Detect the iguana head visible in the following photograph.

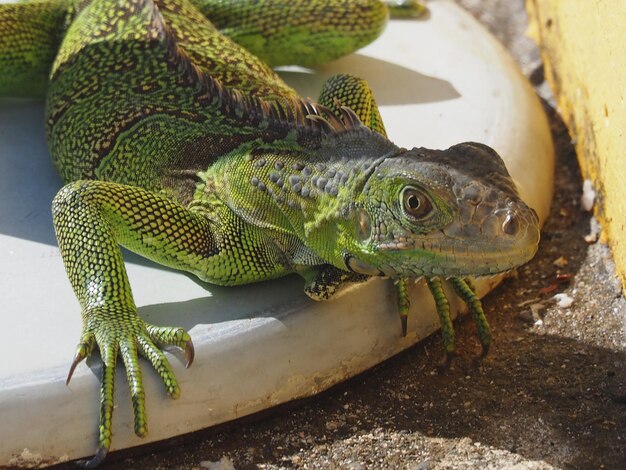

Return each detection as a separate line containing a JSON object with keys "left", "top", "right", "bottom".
{"left": 342, "top": 142, "right": 540, "bottom": 278}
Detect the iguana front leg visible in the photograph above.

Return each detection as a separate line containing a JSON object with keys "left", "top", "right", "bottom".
{"left": 53, "top": 179, "right": 291, "bottom": 466}
{"left": 53, "top": 181, "right": 208, "bottom": 466}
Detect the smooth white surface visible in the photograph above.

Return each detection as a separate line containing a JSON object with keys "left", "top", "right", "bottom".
{"left": 0, "top": 1, "right": 554, "bottom": 467}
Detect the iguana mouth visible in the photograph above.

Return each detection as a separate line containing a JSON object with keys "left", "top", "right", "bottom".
{"left": 371, "top": 207, "right": 540, "bottom": 278}
{"left": 436, "top": 242, "right": 539, "bottom": 276}
{"left": 379, "top": 237, "right": 539, "bottom": 278}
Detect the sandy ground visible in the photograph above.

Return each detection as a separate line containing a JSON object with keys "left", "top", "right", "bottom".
{"left": 49, "top": 1, "right": 625, "bottom": 469}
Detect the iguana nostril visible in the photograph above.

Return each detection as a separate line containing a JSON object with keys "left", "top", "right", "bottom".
{"left": 502, "top": 213, "right": 518, "bottom": 235}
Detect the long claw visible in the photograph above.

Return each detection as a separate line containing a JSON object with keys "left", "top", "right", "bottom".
{"left": 471, "top": 343, "right": 491, "bottom": 367}
{"left": 67, "top": 351, "right": 86, "bottom": 385}
{"left": 75, "top": 446, "right": 108, "bottom": 469}
{"left": 67, "top": 333, "right": 96, "bottom": 385}
{"left": 185, "top": 339, "right": 194, "bottom": 368}
{"left": 400, "top": 314, "right": 408, "bottom": 337}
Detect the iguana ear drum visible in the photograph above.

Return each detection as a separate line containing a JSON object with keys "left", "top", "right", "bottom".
{"left": 356, "top": 209, "right": 371, "bottom": 241}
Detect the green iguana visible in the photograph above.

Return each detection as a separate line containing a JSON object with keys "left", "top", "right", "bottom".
{"left": 0, "top": 0, "right": 540, "bottom": 466}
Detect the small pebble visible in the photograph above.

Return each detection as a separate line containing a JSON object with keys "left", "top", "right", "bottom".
{"left": 200, "top": 456, "right": 235, "bottom": 470}
{"left": 581, "top": 179, "right": 595, "bottom": 211}
{"left": 554, "top": 293, "right": 574, "bottom": 308}
{"left": 584, "top": 232, "right": 598, "bottom": 243}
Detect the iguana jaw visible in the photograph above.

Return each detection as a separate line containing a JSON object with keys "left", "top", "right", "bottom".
{"left": 367, "top": 232, "right": 540, "bottom": 278}
{"left": 347, "top": 226, "right": 540, "bottom": 279}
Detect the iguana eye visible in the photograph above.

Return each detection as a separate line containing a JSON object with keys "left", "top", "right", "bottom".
{"left": 401, "top": 187, "right": 433, "bottom": 220}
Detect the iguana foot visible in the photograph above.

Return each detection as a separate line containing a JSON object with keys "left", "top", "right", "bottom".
{"left": 423, "top": 276, "right": 492, "bottom": 364}
{"left": 450, "top": 277, "right": 492, "bottom": 356}
{"left": 66, "top": 306, "right": 192, "bottom": 463}
{"left": 301, "top": 265, "right": 370, "bottom": 301}
{"left": 67, "top": 331, "right": 96, "bottom": 385}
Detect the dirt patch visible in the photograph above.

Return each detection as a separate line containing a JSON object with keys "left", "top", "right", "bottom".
{"left": 50, "top": 1, "right": 625, "bottom": 469}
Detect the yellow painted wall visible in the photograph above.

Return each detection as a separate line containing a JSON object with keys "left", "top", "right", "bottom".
{"left": 526, "top": 0, "right": 626, "bottom": 288}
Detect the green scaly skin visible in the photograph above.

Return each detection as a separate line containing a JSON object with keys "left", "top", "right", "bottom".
{"left": 0, "top": 0, "right": 538, "bottom": 466}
